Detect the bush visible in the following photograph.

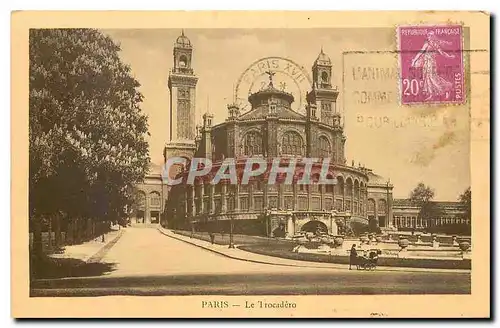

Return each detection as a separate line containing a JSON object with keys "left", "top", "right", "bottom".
{"left": 350, "top": 221, "right": 368, "bottom": 236}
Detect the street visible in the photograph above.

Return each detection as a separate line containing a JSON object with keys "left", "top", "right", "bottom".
{"left": 31, "top": 227, "right": 471, "bottom": 296}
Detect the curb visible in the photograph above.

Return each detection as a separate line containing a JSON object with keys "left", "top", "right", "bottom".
{"left": 86, "top": 229, "right": 124, "bottom": 263}
{"left": 157, "top": 227, "right": 471, "bottom": 274}
{"left": 155, "top": 227, "right": 334, "bottom": 270}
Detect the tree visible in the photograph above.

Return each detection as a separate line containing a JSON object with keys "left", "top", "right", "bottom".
{"left": 29, "top": 29, "right": 150, "bottom": 241}
{"left": 368, "top": 217, "right": 381, "bottom": 234}
{"left": 409, "top": 182, "right": 443, "bottom": 225}
{"left": 458, "top": 187, "right": 471, "bottom": 221}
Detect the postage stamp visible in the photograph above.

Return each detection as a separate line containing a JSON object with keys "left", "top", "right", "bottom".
{"left": 397, "top": 25, "right": 465, "bottom": 105}
{"left": 11, "top": 11, "right": 490, "bottom": 319}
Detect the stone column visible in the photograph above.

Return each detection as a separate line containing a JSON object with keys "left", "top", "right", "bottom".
{"left": 210, "top": 185, "right": 215, "bottom": 214}
{"left": 235, "top": 184, "right": 240, "bottom": 211}
{"left": 366, "top": 189, "right": 369, "bottom": 216}
{"left": 388, "top": 190, "right": 394, "bottom": 228}
{"left": 321, "top": 185, "right": 325, "bottom": 211}
{"left": 293, "top": 184, "right": 297, "bottom": 210}
{"left": 221, "top": 183, "right": 227, "bottom": 212}
{"left": 190, "top": 187, "right": 195, "bottom": 217}
{"left": 199, "top": 184, "right": 204, "bottom": 214}
{"left": 330, "top": 216, "right": 338, "bottom": 235}
{"left": 351, "top": 182, "right": 355, "bottom": 214}
{"left": 332, "top": 179, "right": 336, "bottom": 209}
{"left": 307, "top": 186, "right": 311, "bottom": 211}
{"left": 342, "top": 183, "right": 346, "bottom": 212}
{"left": 287, "top": 215, "right": 295, "bottom": 236}
{"left": 249, "top": 182, "right": 254, "bottom": 210}
{"left": 263, "top": 183, "right": 268, "bottom": 209}
{"left": 278, "top": 184, "right": 284, "bottom": 210}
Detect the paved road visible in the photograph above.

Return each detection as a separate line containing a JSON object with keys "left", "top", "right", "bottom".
{"left": 31, "top": 227, "right": 471, "bottom": 296}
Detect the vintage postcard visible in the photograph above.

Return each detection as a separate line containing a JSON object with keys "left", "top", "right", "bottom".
{"left": 11, "top": 11, "right": 490, "bottom": 318}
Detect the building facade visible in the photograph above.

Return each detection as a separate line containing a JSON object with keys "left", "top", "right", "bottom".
{"left": 132, "top": 31, "right": 469, "bottom": 235}
{"left": 392, "top": 199, "right": 469, "bottom": 234}
{"left": 131, "top": 163, "right": 168, "bottom": 225}
{"left": 163, "top": 31, "right": 395, "bottom": 237}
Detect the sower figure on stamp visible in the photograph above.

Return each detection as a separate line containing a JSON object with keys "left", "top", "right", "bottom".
{"left": 349, "top": 244, "right": 358, "bottom": 270}
{"left": 411, "top": 31, "right": 455, "bottom": 101}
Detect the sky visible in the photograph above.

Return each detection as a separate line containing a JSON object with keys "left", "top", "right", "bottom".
{"left": 101, "top": 28, "right": 471, "bottom": 200}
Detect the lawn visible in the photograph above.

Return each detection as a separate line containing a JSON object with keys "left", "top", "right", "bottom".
{"left": 172, "top": 229, "right": 294, "bottom": 247}
{"left": 238, "top": 243, "right": 471, "bottom": 270}
{"left": 173, "top": 230, "right": 471, "bottom": 270}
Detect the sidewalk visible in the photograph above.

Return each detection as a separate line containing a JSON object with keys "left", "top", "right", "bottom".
{"left": 157, "top": 227, "right": 470, "bottom": 274}
{"left": 50, "top": 227, "right": 124, "bottom": 263}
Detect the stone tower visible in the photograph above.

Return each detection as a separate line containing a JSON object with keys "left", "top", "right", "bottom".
{"left": 311, "top": 48, "right": 339, "bottom": 125}
{"left": 164, "top": 30, "right": 198, "bottom": 162}
{"left": 307, "top": 49, "right": 345, "bottom": 164}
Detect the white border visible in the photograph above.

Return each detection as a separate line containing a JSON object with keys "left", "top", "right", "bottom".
{"left": 3, "top": 1, "right": 496, "bottom": 327}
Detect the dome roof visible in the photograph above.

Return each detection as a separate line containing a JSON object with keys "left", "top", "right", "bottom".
{"left": 315, "top": 49, "right": 331, "bottom": 65}
{"left": 175, "top": 30, "right": 192, "bottom": 48}
{"left": 366, "top": 171, "right": 388, "bottom": 185}
{"left": 247, "top": 82, "right": 295, "bottom": 107}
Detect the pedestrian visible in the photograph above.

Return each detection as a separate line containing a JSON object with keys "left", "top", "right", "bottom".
{"left": 349, "top": 244, "right": 358, "bottom": 270}
{"left": 209, "top": 231, "right": 215, "bottom": 245}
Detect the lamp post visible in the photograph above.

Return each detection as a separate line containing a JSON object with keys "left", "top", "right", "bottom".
{"left": 345, "top": 211, "right": 352, "bottom": 236}
{"left": 228, "top": 190, "right": 235, "bottom": 249}
{"left": 189, "top": 214, "right": 194, "bottom": 238}
{"left": 265, "top": 208, "right": 270, "bottom": 237}
{"left": 330, "top": 209, "right": 337, "bottom": 235}
{"left": 386, "top": 179, "right": 390, "bottom": 229}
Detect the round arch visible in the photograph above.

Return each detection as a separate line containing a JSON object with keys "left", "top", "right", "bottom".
{"left": 336, "top": 175, "right": 345, "bottom": 195}
{"left": 241, "top": 130, "right": 263, "bottom": 156}
{"left": 354, "top": 179, "right": 360, "bottom": 199}
{"left": 345, "top": 177, "right": 354, "bottom": 195}
{"left": 378, "top": 199, "right": 387, "bottom": 213}
{"left": 301, "top": 220, "right": 328, "bottom": 233}
{"left": 136, "top": 190, "right": 147, "bottom": 209}
{"left": 317, "top": 135, "right": 331, "bottom": 158}
{"left": 239, "top": 127, "right": 263, "bottom": 143}
{"left": 149, "top": 191, "right": 161, "bottom": 207}
{"left": 367, "top": 198, "right": 376, "bottom": 212}
{"left": 281, "top": 130, "right": 304, "bottom": 156}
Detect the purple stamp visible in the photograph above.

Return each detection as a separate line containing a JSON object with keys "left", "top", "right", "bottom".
{"left": 398, "top": 25, "right": 465, "bottom": 105}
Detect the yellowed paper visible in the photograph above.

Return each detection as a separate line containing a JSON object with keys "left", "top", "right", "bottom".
{"left": 12, "top": 11, "right": 490, "bottom": 318}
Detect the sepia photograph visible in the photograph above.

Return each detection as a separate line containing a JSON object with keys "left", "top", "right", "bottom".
{"left": 11, "top": 11, "right": 490, "bottom": 318}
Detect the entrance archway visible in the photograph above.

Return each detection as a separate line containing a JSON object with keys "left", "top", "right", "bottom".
{"left": 301, "top": 220, "right": 328, "bottom": 234}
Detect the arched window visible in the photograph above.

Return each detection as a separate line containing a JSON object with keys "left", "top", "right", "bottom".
{"left": 243, "top": 131, "right": 263, "bottom": 156}
{"left": 137, "top": 192, "right": 146, "bottom": 211}
{"left": 336, "top": 176, "right": 344, "bottom": 195}
{"left": 346, "top": 178, "right": 353, "bottom": 196}
{"left": 203, "top": 183, "right": 210, "bottom": 195}
{"left": 325, "top": 176, "right": 334, "bottom": 193}
{"left": 179, "top": 55, "right": 187, "bottom": 68}
{"left": 150, "top": 192, "right": 161, "bottom": 207}
{"left": 367, "top": 199, "right": 376, "bottom": 212}
{"left": 354, "top": 180, "right": 360, "bottom": 199}
{"left": 321, "top": 71, "right": 329, "bottom": 82}
{"left": 282, "top": 131, "right": 304, "bottom": 156}
{"left": 378, "top": 199, "right": 387, "bottom": 213}
{"left": 318, "top": 136, "right": 331, "bottom": 158}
